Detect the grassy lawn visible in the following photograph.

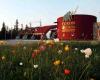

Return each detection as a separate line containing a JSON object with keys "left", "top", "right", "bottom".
{"left": 0, "top": 40, "right": 100, "bottom": 80}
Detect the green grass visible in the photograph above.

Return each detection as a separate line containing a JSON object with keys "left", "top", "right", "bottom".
{"left": 0, "top": 40, "right": 100, "bottom": 80}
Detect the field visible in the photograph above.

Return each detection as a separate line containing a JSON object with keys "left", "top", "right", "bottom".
{"left": 0, "top": 40, "right": 100, "bottom": 80}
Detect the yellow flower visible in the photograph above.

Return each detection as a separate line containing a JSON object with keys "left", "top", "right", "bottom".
{"left": 46, "top": 40, "right": 54, "bottom": 45}
{"left": 64, "top": 45, "right": 70, "bottom": 51}
{"left": 53, "top": 60, "right": 61, "bottom": 66}
{"left": 0, "top": 41, "right": 7, "bottom": 45}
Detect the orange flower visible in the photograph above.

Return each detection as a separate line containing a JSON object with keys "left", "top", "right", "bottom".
{"left": 34, "top": 49, "right": 40, "bottom": 54}
{"left": 64, "top": 69, "right": 71, "bottom": 75}
{"left": 53, "top": 60, "right": 61, "bottom": 66}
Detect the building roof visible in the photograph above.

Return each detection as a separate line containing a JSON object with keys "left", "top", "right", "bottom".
{"left": 19, "top": 25, "right": 57, "bottom": 35}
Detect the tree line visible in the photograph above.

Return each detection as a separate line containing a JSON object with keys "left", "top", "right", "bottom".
{"left": 0, "top": 19, "right": 23, "bottom": 40}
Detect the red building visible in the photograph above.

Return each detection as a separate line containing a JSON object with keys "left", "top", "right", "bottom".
{"left": 19, "top": 25, "right": 56, "bottom": 39}
{"left": 57, "top": 14, "right": 97, "bottom": 40}
{"left": 18, "top": 13, "right": 97, "bottom": 40}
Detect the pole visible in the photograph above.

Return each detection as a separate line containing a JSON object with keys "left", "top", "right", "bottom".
{"left": 5, "top": 26, "right": 6, "bottom": 40}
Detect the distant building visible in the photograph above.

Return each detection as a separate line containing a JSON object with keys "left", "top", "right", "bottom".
{"left": 97, "top": 22, "right": 100, "bottom": 40}
{"left": 57, "top": 14, "right": 97, "bottom": 40}
{"left": 17, "top": 12, "right": 98, "bottom": 40}
{"left": 18, "top": 25, "right": 57, "bottom": 40}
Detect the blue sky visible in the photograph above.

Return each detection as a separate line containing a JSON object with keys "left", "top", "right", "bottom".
{"left": 0, "top": 0, "right": 100, "bottom": 29}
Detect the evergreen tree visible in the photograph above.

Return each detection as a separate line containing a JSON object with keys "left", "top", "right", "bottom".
{"left": 13, "top": 19, "right": 19, "bottom": 39}
{"left": 14, "top": 19, "right": 19, "bottom": 31}
{"left": 0, "top": 22, "right": 7, "bottom": 39}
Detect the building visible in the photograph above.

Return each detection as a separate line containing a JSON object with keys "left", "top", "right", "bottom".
{"left": 57, "top": 14, "right": 97, "bottom": 40}
{"left": 17, "top": 12, "right": 97, "bottom": 40}
{"left": 97, "top": 22, "right": 100, "bottom": 40}
{"left": 18, "top": 25, "right": 57, "bottom": 39}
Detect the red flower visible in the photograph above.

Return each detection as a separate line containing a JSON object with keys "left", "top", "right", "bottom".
{"left": 34, "top": 49, "right": 40, "bottom": 54}
{"left": 32, "top": 53, "right": 36, "bottom": 58}
{"left": 32, "top": 49, "right": 40, "bottom": 58}
{"left": 64, "top": 69, "right": 71, "bottom": 75}
{"left": 39, "top": 45, "right": 46, "bottom": 51}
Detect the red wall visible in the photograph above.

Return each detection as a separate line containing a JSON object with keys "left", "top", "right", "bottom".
{"left": 57, "top": 15, "right": 97, "bottom": 40}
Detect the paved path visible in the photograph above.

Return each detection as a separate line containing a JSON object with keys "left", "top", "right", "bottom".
{"left": 0, "top": 40, "right": 40, "bottom": 45}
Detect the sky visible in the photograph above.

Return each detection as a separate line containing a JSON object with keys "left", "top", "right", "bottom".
{"left": 0, "top": 0, "right": 100, "bottom": 30}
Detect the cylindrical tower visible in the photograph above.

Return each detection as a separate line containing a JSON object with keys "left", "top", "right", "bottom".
{"left": 57, "top": 14, "right": 97, "bottom": 40}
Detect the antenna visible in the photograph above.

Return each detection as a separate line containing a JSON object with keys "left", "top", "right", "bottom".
{"left": 29, "top": 22, "right": 32, "bottom": 27}
{"left": 40, "top": 19, "right": 42, "bottom": 27}
{"left": 72, "top": 6, "right": 79, "bottom": 15}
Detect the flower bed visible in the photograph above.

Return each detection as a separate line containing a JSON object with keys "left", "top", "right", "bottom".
{"left": 0, "top": 40, "right": 100, "bottom": 80}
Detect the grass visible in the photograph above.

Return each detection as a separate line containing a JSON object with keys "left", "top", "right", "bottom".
{"left": 0, "top": 40, "right": 100, "bottom": 80}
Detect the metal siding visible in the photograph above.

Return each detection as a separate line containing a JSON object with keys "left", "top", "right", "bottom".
{"left": 57, "top": 15, "right": 97, "bottom": 40}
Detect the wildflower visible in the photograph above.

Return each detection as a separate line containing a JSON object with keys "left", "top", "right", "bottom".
{"left": 58, "top": 50, "right": 62, "bottom": 54}
{"left": 19, "top": 62, "right": 23, "bottom": 66}
{"left": 1, "top": 56, "right": 6, "bottom": 60}
{"left": 61, "top": 61, "right": 64, "bottom": 64}
{"left": 32, "top": 53, "right": 36, "bottom": 58}
{"left": 60, "top": 42, "right": 64, "bottom": 46}
{"left": 80, "top": 48, "right": 92, "bottom": 58}
{"left": 54, "top": 38, "right": 59, "bottom": 42}
{"left": 23, "top": 46, "right": 26, "bottom": 50}
{"left": 33, "top": 64, "right": 38, "bottom": 69}
{"left": 34, "top": 49, "right": 40, "bottom": 54}
{"left": 64, "top": 45, "right": 70, "bottom": 51}
{"left": 0, "top": 41, "right": 6, "bottom": 45}
{"left": 75, "top": 48, "right": 78, "bottom": 51}
{"left": 90, "top": 78, "right": 95, "bottom": 80}
{"left": 53, "top": 60, "right": 61, "bottom": 66}
{"left": 39, "top": 45, "right": 46, "bottom": 51}
{"left": 64, "top": 69, "right": 71, "bottom": 75}
{"left": 85, "top": 55, "right": 90, "bottom": 58}
{"left": 46, "top": 40, "right": 54, "bottom": 45}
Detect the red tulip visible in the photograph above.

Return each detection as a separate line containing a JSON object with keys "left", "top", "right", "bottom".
{"left": 39, "top": 45, "right": 46, "bottom": 51}
{"left": 32, "top": 49, "right": 40, "bottom": 58}
{"left": 32, "top": 53, "right": 36, "bottom": 58}
{"left": 64, "top": 69, "right": 71, "bottom": 75}
{"left": 34, "top": 49, "right": 40, "bottom": 54}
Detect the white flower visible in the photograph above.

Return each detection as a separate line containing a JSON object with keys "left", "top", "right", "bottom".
{"left": 80, "top": 48, "right": 92, "bottom": 58}
{"left": 33, "top": 64, "right": 38, "bottom": 68}
{"left": 54, "top": 38, "right": 59, "bottom": 42}
{"left": 1, "top": 56, "right": 6, "bottom": 60}
{"left": 84, "top": 48, "right": 92, "bottom": 56}
{"left": 90, "top": 78, "right": 95, "bottom": 80}
{"left": 19, "top": 62, "right": 23, "bottom": 66}
{"left": 58, "top": 50, "right": 62, "bottom": 54}
{"left": 80, "top": 49, "right": 84, "bottom": 53}
{"left": 23, "top": 46, "right": 26, "bottom": 50}
{"left": 75, "top": 48, "right": 78, "bottom": 51}
{"left": 85, "top": 55, "right": 90, "bottom": 58}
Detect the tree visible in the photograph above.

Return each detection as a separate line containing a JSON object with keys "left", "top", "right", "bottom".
{"left": 12, "top": 19, "right": 19, "bottom": 39}
{"left": 14, "top": 19, "right": 19, "bottom": 31}
{"left": 0, "top": 22, "right": 7, "bottom": 39}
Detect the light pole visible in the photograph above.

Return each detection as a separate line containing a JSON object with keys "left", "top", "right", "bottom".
{"left": 5, "top": 26, "right": 6, "bottom": 40}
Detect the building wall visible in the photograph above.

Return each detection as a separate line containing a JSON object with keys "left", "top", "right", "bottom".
{"left": 96, "top": 22, "right": 100, "bottom": 40}
{"left": 57, "top": 14, "right": 97, "bottom": 40}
